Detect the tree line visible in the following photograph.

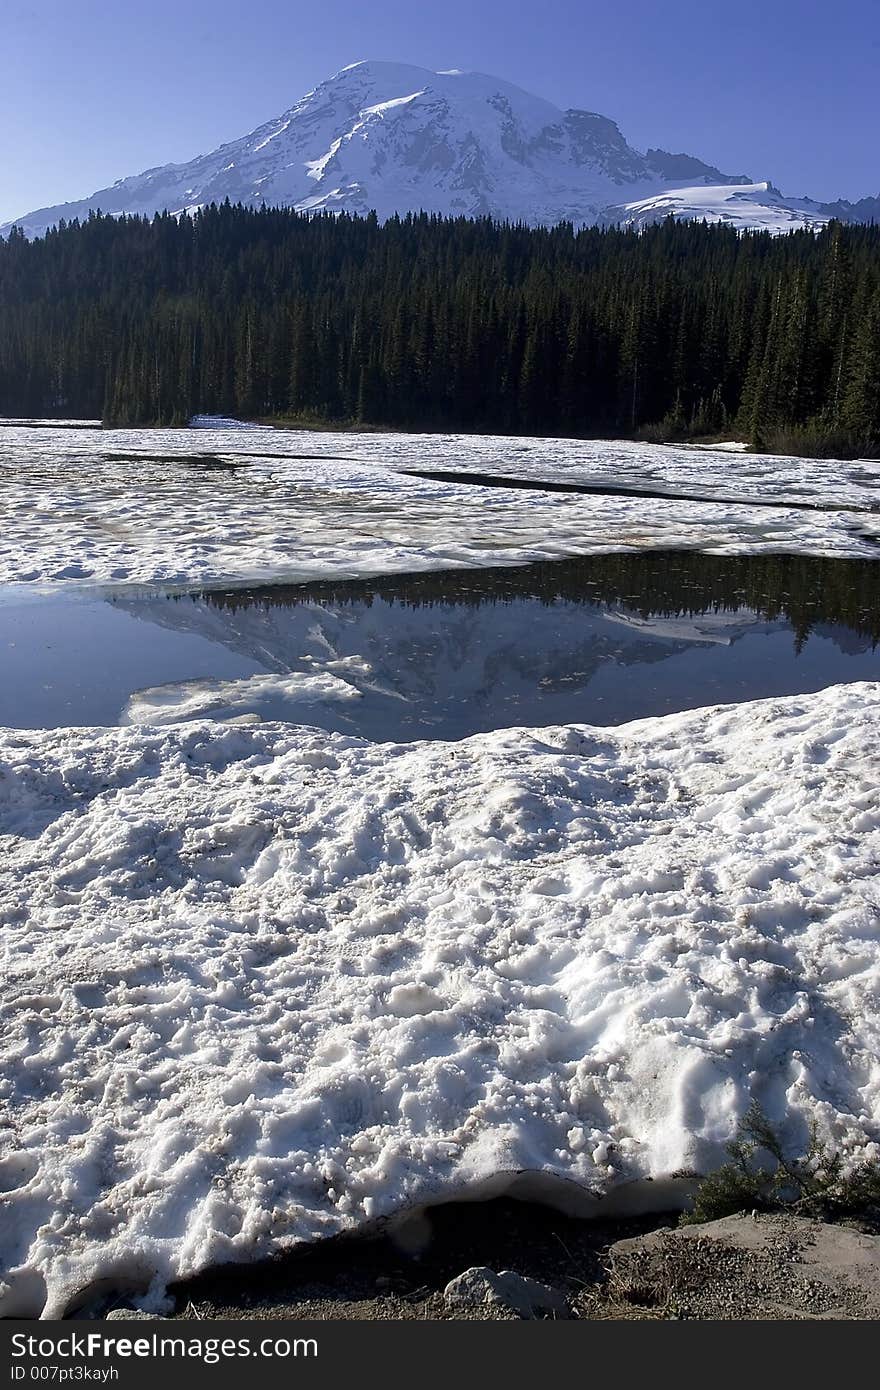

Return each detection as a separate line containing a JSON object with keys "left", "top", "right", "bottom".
{"left": 0, "top": 204, "right": 877, "bottom": 455}
{"left": 199, "top": 549, "right": 880, "bottom": 646}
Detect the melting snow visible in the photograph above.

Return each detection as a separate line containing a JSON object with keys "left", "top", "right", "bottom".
{"left": 0, "top": 422, "right": 877, "bottom": 590}
{"left": 1, "top": 418, "right": 878, "bottom": 1316}
{"left": 1, "top": 685, "right": 879, "bottom": 1315}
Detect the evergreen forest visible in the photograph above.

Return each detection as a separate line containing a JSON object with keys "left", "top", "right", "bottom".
{"left": 0, "top": 205, "right": 877, "bottom": 455}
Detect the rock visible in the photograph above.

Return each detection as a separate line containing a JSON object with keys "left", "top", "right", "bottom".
{"left": 105, "top": 1308, "right": 164, "bottom": 1321}
{"left": 443, "top": 1266, "right": 570, "bottom": 1319}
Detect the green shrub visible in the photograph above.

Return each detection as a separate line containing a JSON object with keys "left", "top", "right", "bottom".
{"left": 682, "top": 1102, "right": 880, "bottom": 1226}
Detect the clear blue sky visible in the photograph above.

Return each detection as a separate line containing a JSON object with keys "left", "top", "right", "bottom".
{"left": 1, "top": 0, "right": 877, "bottom": 223}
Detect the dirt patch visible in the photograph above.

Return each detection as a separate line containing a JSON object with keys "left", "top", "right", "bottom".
{"left": 164, "top": 1198, "right": 665, "bottom": 1322}
{"left": 149, "top": 1204, "right": 880, "bottom": 1322}
{"left": 598, "top": 1213, "right": 880, "bottom": 1320}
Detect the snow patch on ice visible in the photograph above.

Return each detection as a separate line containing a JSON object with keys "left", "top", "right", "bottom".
{"left": 189, "top": 415, "right": 273, "bottom": 431}
{"left": 124, "top": 669, "right": 362, "bottom": 726}
{"left": 0, "top": 422, "right": 877, "bottom": 590}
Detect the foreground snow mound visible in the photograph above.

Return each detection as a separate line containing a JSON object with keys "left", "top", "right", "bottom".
{"left": 2, "top": 685, "right": 879, "bottom": 1316}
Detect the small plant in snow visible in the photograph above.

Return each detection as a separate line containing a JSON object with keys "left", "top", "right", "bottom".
{"left": 683, "top": 1101, "right": 880, "bottom": 1225}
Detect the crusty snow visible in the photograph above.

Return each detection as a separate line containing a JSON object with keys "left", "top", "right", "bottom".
{"left": 0, "top": 61, "right": 838, "bottom": 238}
{"left": 1, "top": 685, "right": 879, "bottom": 1316}
{"left": 1, "top": 422, "right": 878, "bottom": 589}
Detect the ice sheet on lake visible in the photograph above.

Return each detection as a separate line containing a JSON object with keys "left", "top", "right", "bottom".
{"left": 333, "top": 428, "right": 880, "bottom": 511}
{"left": 1, "top": 423, "right": 878, "bottom": 588}
{"left": 125, "top": 667, "right": 365, "bottom": 727}
{"left": 1, "top": 684, "right": 879, "bottom": 1315}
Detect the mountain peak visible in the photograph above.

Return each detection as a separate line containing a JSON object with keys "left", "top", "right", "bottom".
{"left": 2, "top": 60, "right": 855, "bottom": 238}
{"left": 328, "top": 58, "right": 439, "bottom": 87}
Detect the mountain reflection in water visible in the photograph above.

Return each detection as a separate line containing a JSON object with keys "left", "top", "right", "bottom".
{"left": 2, "top": 550, "right": 878, "bottom": 734}
{"left": 112, "top": 550, "right": 880, "bottom": 739}
{"left": 196, "top": 550, "right": 880, "bottom": 647}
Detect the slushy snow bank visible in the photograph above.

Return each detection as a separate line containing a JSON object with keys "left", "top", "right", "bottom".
{"left": 2, "top": 685, "right": 879, "bottom": 1316}
{"left": 1, "top": 423, "right": 878, "bottom": 588}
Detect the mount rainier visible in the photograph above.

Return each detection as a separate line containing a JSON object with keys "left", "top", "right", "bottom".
{"left": 4, "top": 60, "right": 878, "bottom": 238}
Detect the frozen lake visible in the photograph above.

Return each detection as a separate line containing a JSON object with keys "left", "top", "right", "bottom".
{"left": 1, "top": 419, "right": 879, "bottom": 590}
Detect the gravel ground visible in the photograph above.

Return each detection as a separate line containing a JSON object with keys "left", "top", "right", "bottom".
{"left": 162, "top": 1198, "right": 663, "bottom": 1322}
{"left": 134, "top": 1200, "right": 880, "bottom": 1322}
{"left": 600, "top": 1213, "right": 880, "bottom": 1320}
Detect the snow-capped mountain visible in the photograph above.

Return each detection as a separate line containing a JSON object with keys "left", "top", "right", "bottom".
{"left": 4, "top": 60, "right": 875, "bottom": 238}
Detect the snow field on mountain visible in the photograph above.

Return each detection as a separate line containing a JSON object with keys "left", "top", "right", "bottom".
{"left": 616, "top": 181, "right": 830, "bottom": 234}
{"left": 1, "top": 684, "right": 879, "bottom": 1316}
{"left": 1, "top": 422, "right": 878, "bottom": 589}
